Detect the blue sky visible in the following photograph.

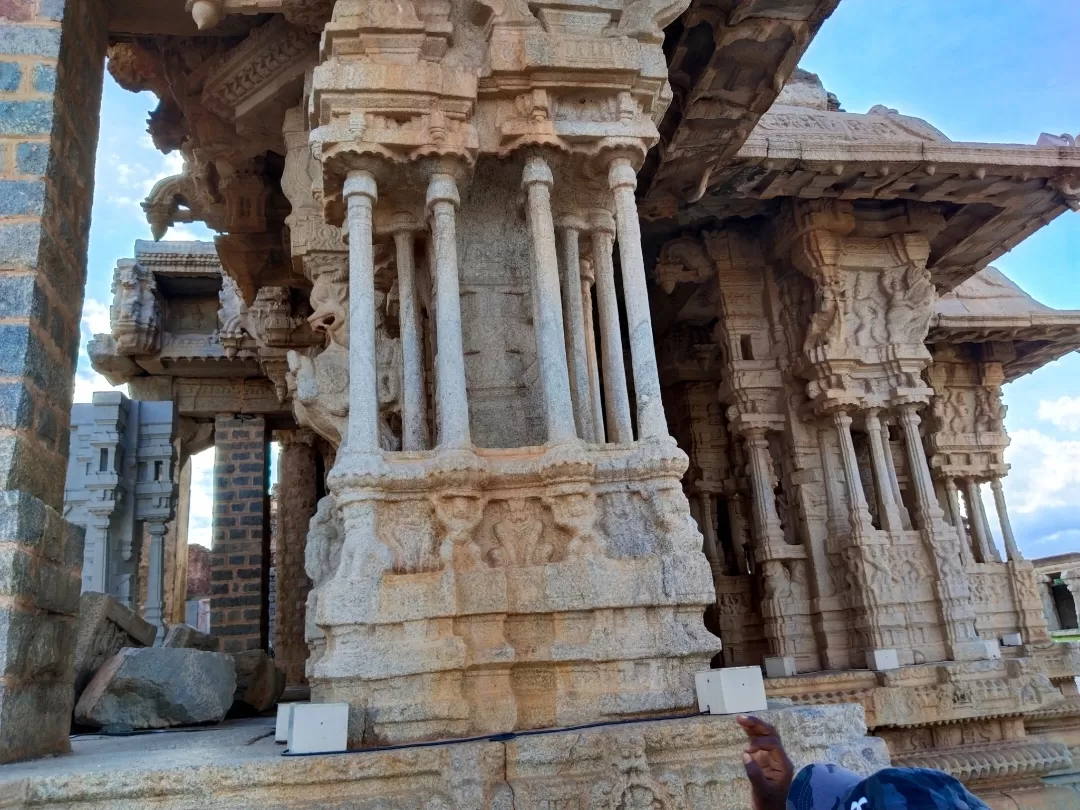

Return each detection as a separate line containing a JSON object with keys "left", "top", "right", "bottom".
{"left": 78, "top": 0, "right": 1078, "bottom": 557}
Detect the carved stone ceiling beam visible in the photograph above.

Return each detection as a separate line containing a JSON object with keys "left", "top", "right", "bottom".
{"left": 637, "top": 0, "right": 840, "bottom": 219}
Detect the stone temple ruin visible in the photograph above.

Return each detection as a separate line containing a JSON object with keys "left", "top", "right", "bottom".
{"left": 1, "top": 0, "right": 1080, "bottom": 806}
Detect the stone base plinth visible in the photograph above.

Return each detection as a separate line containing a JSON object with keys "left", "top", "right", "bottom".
{"left": 765, "top": 645, "right": 1080, "bottom": 802}
{"left": 0, "top": 706, "right": 887, "bottom": 810}
{"left": 314, "top": 439, "right": 718, "bottom": 746}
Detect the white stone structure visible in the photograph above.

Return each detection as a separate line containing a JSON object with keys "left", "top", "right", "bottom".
{"left": 64, "top": 392, "right": 178, "bottom": 638}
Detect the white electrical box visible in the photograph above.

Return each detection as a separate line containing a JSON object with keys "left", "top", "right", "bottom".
{"left": 287, "top": 702, "right": 349, "bottom": 754}
{"left": 276, "top": 702, "right": 304, "bottom": 743}
{"left": 981, "top": 640, "right": 1002, "bottom": 660}
{"left": 866, "top": 649, "right": 899, "bottom": 671}
{"left": 694, "top": 667, "right": 768, "bottom": 715}
{"left": 1000, "top": 633, "right": 1023, "bottom": 647}
{"left": 763, "top": 656, "right": 796, "bottom": 678}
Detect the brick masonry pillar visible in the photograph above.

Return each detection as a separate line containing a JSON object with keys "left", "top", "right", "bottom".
{"left": 275, "top": 431, "right": 318, "bottom": 687}
{"left": 0, "top": 0, "right": 107, "bottom": 762}
{"left": 210, "top": 416, "right": 270, "bottom": 653}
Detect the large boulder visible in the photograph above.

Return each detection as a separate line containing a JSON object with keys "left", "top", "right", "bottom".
{"left": 72, "top": 593, "right": 156, "bottom": 699}
{"left": 231, "top": 650, "right": 286, "bottom": 713}
{"left": 74, "top": 647, "right": 236, "bottom": 729}
{"left": 162, "top": 624, "right": 219, "bottom": 652}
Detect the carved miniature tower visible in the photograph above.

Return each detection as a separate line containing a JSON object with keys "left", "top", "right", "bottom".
{"left": 290, "top": 0, "right": 716, "bottom": 744}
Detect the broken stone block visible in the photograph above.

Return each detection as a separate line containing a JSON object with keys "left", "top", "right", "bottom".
{"left": 231, "top": 650, "right": 286, "bottom": 713}
{"left": 162, "top": 624, "right": 218, "bottom": 652}
{"left": 74, "top": 647, "right": 236, "bottom": 729}
{"left": 72, "top": 592, "right": 156, "bottom": 699}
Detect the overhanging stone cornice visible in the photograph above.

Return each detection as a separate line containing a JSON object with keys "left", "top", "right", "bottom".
{"left": 638, "top": 0, "right": 841, "bottom": 218}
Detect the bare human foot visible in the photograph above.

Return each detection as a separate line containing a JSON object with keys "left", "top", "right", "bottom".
{"left": 737, "top": 714, "right": 795, "bottom": 810}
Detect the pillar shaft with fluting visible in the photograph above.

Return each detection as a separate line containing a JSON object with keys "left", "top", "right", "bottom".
{"left": 427, "top": 173, "right": 471, "bottom": 448}
{"left": 590, "top": 214, "right": 633, "bottom": 443}
{"left": 523, "top": 156, "right": 577, "bottom": 445}
{"left": 898, "top": 403, "right": 982, "bottom": 659}
{"left": 990, "top": 477, "right": 1021, "bottom": 561}
{"left": 832, "top": 412, "right": 875, "bottom": 537}
{"left": 744, "top": 430, "right": 784, "bottom": 554}
{"left": 608, "top": 156, "right": 667, "bottom": 440}
{"left": 945, "top": 477, "right": 973, "bottom": 565}
{"left": 393, "top": 224, "right": 429, "bottom": 451}
{"left": 344, "top": 170, "right": 380, "bottom": 454}
{"left": 145, "top": 522, "right": 166, "bottom": 641}
{"left": 966, "top": 478, "right": 1000, "bottom": 563}
{"left": 897, "top": 405, "right": 946, "bottom": 529}
{"left": 557, "top": 217, "right": 593, "bottom": 441}
{"left": 865, "top": 410, "right": 904, "bottom": 533}
{"left": 878, "top": 423, "right": 911, "bottom": 529}
{"left": 580, "top": 264, "right": 605, "bottom": 444}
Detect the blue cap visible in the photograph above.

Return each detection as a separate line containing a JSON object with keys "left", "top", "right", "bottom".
{"left": 787, "top": 764, "right": 991, "bottom": 810}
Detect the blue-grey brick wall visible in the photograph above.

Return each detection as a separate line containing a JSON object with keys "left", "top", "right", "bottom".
{"left": 0, "top": 0, "right": 106, "bottom": 764}
{"left": 211, "top": 416, "right": 270, "bottom": 654}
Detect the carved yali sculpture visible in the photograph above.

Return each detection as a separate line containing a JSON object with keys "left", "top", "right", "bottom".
{"left": 287, "top": 269, "right": 400, "bottom": 451}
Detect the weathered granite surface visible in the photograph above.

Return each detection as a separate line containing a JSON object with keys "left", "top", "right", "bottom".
{"left": 0, "top": 705, "right": 887, "bottom": 810}
{"left": 74, "top": 647, "right": 236, "bottom": 729}
{"left": 230, "top": 650, "right": 285, "bottom": 713}
{"left": 162, "top": 624, "right": 218, "bottom": 652}
{"left": 72, "top": 593, "right": 156, "bottom": 700}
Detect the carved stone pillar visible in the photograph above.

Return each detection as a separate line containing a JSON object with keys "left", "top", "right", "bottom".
{"left": 898, "top": 405, "right": 946, "bottom": 528}
{"left": 426, "top": 172, "right": 471, "bottom": 449}
{"left": 589, "top": 211, "right": 632, "bottom": 443}
{"left": 580, "top": 257, "right": 605, "bottom": 444}
{"left": 343, "top": 170, "right": 381, "bottom": 455}
{"left": 864, "top": 410, "right": 904, "bottom": 533}
{"left": 557, "top": 215, "right": 593, "bottom": 442}
{"left": 743, "top": 429, "right": 784, "bottom": 555}
{"left": 608, "top": 156, "right": 667, "bottom": 440}
{"left": 944, "top": 477, "right": 973, "bottom": 566}
{"left": 878, "top": 422, "right": 911, "bottom": 530}
{"left": 392, "top": 218, "right": 429, "bottom": 451}
{"left": 990, "top": 477, "right": 1021, "bottom": 561}
{"left": 897, "top": 403, "right": 986, "bottom": 661}
{"left": 833, "top": 411, "right": 896, "bottom": 657}
{"left": 832, "top": 412, "right": 875, "bottom": 539}
{"left": 276, "top": 431, "right": 318, "bottom": 687}
{"left": 698, "top": 492, "right": 723, "bottom": 578}
{"left": 144, "top": 522, "right": 167, "bottom": 642}
{"left": 728, "top": 493, "right": 750, "bottom": 576}
{"left": 965, "top": 478, "right": 1000, "bottom": 563}
{"left": 523, "top": 156, "right": 576, "bottom": 445}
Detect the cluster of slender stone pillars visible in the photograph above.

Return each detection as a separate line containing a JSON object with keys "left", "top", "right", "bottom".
{"left": 739, "top": 405, "right": 1021, "bottom": 567}
{"left": 341, "top": 153, "right": 667, "bottom": 455}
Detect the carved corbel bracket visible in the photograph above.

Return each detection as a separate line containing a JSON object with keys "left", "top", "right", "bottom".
{"left": 186, "top": 0, "right": 334, "bottom": 33}
{"left": 654, "top": 235, "right": 712, "bottom": 293}
{"left": 1049, "top": 171, "right": 1080, "bottom": 212}
{"left": 110, "top": 259, "right": 163, "bottom": 356}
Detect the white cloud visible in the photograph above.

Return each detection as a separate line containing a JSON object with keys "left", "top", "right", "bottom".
{"left": 1038, "top": 396, "right": 1080, "bottom": 432}
{"left": 81, "top": 297, "right": 111, "bottom": 338}
{"left": 1005, "top": 429, "right": 1080, "bottom": 515}
{"left": 187, "top": 447, "right": 216, "bottom": 549}
{"left": 998, "top": 427, "right": 1080, "bottom": 558}
{"left": 72, "top": 369, "right": 126, "bottom": 404}
{"left": 161, "top": 224, "right": 202, "bottom": 242}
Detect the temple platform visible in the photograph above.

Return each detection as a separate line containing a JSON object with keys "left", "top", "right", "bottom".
{"left": 0, "top": 706, "right": 887, "bottom": 810}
